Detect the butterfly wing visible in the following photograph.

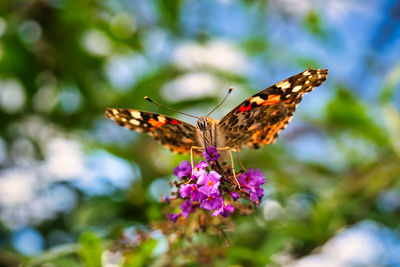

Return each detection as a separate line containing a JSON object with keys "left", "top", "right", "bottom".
{"left": 217, "top": 68, "right": 328, "bottom": 149}
{"left": 105, "top": 108, "right": 199, "bottom": 154}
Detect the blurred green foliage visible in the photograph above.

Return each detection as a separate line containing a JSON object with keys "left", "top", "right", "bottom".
{"left": 0, "top": 0, "right": 399, "bottom": 266}
{"left": 79, "top": 232, "right": 102, "bottom": 267}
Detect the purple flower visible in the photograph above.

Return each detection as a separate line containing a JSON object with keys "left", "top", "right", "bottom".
{"left": 179, "top": 184, "right": 194, "bottom": 198}
{"left": 180, "top": 200, "right": 195, "bottom": 218}
{"left": 200, "top": 195, "right": 223, "bottom": 211}
{"left": 196, "top": 161, "right": 209, "bottom": 169}
{"left": 191, "top": 161, "right": 208, "bottom": 180}
{"left": 173, "top": 160, "right": 192, "bottom": 179}
{"left": 203, "top": 146, "right": 220, "bottom": 162}
{"left": 212, "top": 203, "right": 234, "bottom": 217}
{"left": 169, "top": 213, "right": 181, "bottom": 222}
{"left": 238, "top": 168, "right": 266, "bottom": 187}
{"left": 179, "top": 184, "right": 206, "bottom": 202}
{"left": 238, "top": 168, "right": 266, "bottom": 202}
{"left": 198, "top": 171, "right": 221, "bottom": 196}
{"left": 249, "top": 186, "right": 264, "bottom": 202}
{"left": 225, "top": 189, "right": 239, "bottom": 201}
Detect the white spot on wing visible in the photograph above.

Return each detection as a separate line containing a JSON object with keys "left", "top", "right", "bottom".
{"left": 250, "top": 96, "right": 265, "bottom": 105}
{"left": 157, "top": 116, "right": 166, "bottom": 123}
{"left": 276, "top": 81, "right": 291, "bottom": 90}
{"left": 292, "top": 85, "right": 302, "bottom": 92}
{"left": 129, "top": 119, "right": 140, "bottom": 126}
{"left": 130, "top": 110, "right": 142, "bottom": 119}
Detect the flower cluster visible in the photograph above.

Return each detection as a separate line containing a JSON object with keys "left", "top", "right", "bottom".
{"left": 169, "top": 146, "right": 266, "bottom": 221}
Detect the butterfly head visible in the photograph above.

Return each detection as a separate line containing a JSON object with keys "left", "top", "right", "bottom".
{"left": 196, "top": 117, "right": 219, "bottom": 147}
{"left": 196, "top": 117, "right": 212, "bottom": 131}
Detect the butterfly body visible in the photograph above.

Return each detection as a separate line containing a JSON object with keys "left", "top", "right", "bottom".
{"left": 195, "top": 117, "right": 222, "bottom": 149}
{"left": 105, "top": 68, "right": 328, "bottom": 154}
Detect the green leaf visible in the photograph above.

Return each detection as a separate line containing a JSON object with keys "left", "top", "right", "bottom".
{"left": 123, "top": 239, "right": 157, "bottom": 267}
{"left": 325, "top": 87, "right": 388, "bottom": 146}
{"left": 79, "top": 232, "right": 102, "bottom": 267}
{"left": 303, "top": 10, "right": 326, "bottom": 37}
{"left": 157, "top": 0, "right": 184, "bottom": 32}
{"left": 379, "top": 64, "right": 400, "bottom": 104}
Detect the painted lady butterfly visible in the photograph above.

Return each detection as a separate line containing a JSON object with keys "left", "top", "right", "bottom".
{"left": 105, "top": 68, "right": 328, "bottom": 155}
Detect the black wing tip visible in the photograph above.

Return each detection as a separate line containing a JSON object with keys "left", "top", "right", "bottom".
{"left": 303, "top": 69, "right": 328, "bottom": 82}
{"left": 306, "top": 68, "right": 328, "bottom": 73}
{"left": 105, "top": 108, "right": 116, "bottom": 119}
{"left": 318, "top": 68, "right": 328, "bottom": 74}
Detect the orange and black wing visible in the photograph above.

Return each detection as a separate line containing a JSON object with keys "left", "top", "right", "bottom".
{"left": 217, "top": 68, "right": 328, "bottom": 149}
{"left": 105, "top": 108, "right": 199, "bottom": 154}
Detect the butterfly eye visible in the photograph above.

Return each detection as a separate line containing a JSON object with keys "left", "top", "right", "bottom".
{"left": 196, "top": 119, "right": 207, "bottom": 130}
{"left": 196, "top": 121, "right": 201, "bottom": 129}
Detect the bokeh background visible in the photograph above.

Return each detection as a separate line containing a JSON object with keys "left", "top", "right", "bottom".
{"left": 0, "top": 0, "right": 400, "bottom": 266}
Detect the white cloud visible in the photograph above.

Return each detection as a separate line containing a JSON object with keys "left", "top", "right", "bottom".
{"left": 173, "top": 40, "right": 248, "bottom": 74}
{"left": 0, "top": 78, "right": 26, "bottom": 113}
{"left": 43, "top": 138, "right": 85, "bottom": 180}
{"left": 0, "top": 169, "right": 36, "bottom": 206}
{"left": 81, "top": 29, "right": 112, "bottom": 56}
{"left": 161, "top": 72, "right": 224, "bottom": 102}
{"left": 288, "top": 221, "right": 396, "bottom": 267}
{"left": 262, "top": 199, "right": 284, "bottom": 220}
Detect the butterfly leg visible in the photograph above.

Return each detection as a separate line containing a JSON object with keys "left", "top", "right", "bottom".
{"left": 216, "top": 147, "right": 241, "bottom": 190}
{"left": 190, "top": 146, "right": 195, "bottom": 171}
{"left": 190, "top": 146, "right": 204, "bottom": 179}
{"left": 228, "top": 148, "right": 241, "bottom": 190}
{"left": 236, "top": 148, "right": 248, "bottom": 172}
{"left": 190, "top": 146, "right": 241, "bottom": 189}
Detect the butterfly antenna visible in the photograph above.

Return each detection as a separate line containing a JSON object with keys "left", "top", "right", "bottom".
{"left": 144, "top": 96, "right": 200, "bottom": 119}
{"left": 206, "top": 87, "right": 233, "bottom": 117}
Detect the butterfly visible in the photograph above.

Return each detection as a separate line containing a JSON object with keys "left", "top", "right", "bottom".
{"left": 105, "top": 68, "right": 328, "bottom": 156}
